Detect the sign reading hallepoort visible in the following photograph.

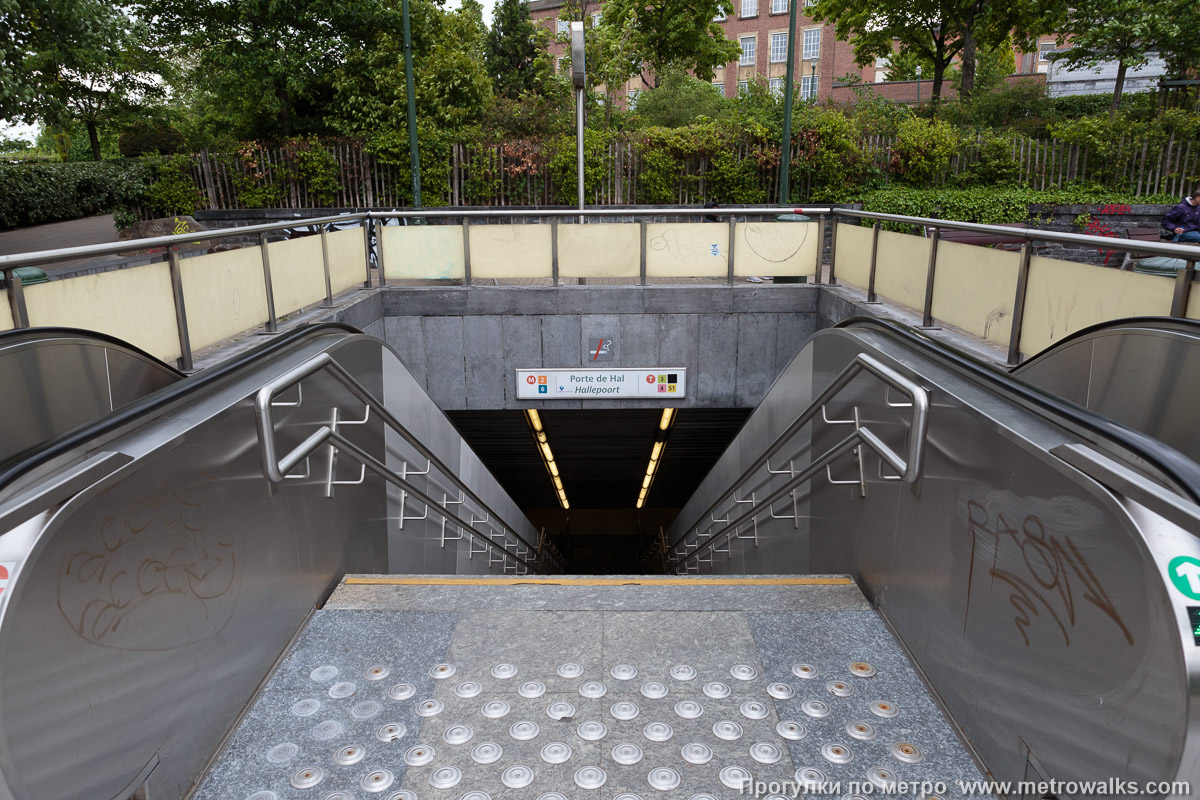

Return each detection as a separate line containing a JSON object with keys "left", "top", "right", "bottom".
{"left": 516, "top": 368, "right": 686, "bottom": 399}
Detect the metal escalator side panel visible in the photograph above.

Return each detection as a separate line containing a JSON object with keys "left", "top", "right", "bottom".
{"left": 0, "top": 331, "right": 182, "bottom": 464}
{"left": 0, "top": 334, "right": 387, "bottom": 800}
{"left": 1016, "top": 322, "right": 1200, "bottom": 467}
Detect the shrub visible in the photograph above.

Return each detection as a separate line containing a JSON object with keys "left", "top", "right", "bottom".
{"left": 633, "top": 70, "right": 730, "bottom": 129}
{"left": 0, "top": 161, "right": 154, "bottom": 230}
{"left": 144, "top": 155, "right": 205, "bottom": 216}
{"left": 119, "top": 122, "right": 186, "bottom": 157}
{"left": 891, "top": 118, "right": 959, "bottom": 186}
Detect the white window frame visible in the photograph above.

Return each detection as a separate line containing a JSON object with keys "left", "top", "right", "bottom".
{"left": 800, "top": 74, "right": 817, "bottom": 99}
{"left": 557, "top": 18, "right": 569, "bottom": 34}
{"left": 1038, "top": 42, "right": 1054, "bottom": 61}
{"left": 741, "top": 0, "right": 757, "bottom": 18}
{"left": 627, "top": 89, "right": 640, "bottom": 109}
{"left": 737, "top": 80, "right": 749, "bottom": 93}
{"left": 769, "top": 32, "right": 787, "bottom": 63}
{"left": 713, "top": 81, "right": 725, "bottom": 94}
{"left": 713, "top": 8, "right": 726, "bottom": 21}
{"left": 739, "top": 36, "right": 756, "bottom": 65}
{"left": 591, "top": 12, "right": 601, "bottom": 27}
{"left": 802, "top": 28, "right": 821, "bottom": 61}
{"left": 769, "top": 77, "right": 784, "bottom": 95}
{"left": 771, "top": 0, "right": 788, "bottom": 13}
{"left": 804, "top": 0, "right": 817, "bottom": 6}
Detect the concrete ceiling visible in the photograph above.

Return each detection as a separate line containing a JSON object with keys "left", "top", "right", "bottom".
{"left": 446, "top": 409, "right": 751, "bottom": 511}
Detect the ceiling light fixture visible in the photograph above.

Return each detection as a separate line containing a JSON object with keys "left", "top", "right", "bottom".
{"left": 525, "top": 409, "right": 569, "bottom": 509}
{"left": 637, "top": 407, "right": 677, "bottom": 508}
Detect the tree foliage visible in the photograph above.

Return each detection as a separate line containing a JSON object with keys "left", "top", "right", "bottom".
{"left": 487, "top": 0, "right": 547, "bottom": 99}
{"left": 600, "top": 0, "right": 739, "bottom": 88}
{"left": 1052, "top": 0, "right": 1165, "bottom": 111}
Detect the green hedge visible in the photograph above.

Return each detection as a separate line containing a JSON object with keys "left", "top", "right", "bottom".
{"left": 855, "top": 186, "right": 1176, "bottom": 228}
{"left": 0, "top": 161, "right": 155, "bottom": 230}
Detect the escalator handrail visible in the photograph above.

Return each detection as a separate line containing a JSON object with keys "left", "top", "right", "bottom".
{"left": 837, "top": 316, "right": 1200, "bottom": 505}
{"left": 0, "top": 326, "right": 186, "bottom": 377}
{"left": 1011, "top": 315, "right": 1200, "bottom": 373}
{"left": 0, "top": 323, "right": 361, "bottom": 496}
{"left": 256, "top": 352, "right": 559, "bottom": 574}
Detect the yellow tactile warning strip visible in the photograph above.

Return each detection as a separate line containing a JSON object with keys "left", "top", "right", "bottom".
{"left": 343, "top": 576, "right": 855, "bottom": 586}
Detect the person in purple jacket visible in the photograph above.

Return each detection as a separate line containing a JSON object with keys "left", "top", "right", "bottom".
{"left": 1162, "top": 189, "right": 1200, "bottom": 243}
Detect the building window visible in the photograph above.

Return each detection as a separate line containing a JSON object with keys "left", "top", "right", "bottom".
{"left": 713, "top": 81, "right": 725, "bottom": 94}
{"left": 801, "top": 74, "right": 817, "bottom": 99}
{"left": 591, "top": 12, "right": 601, "bottom": 27}
{"left": 769, "top": 32, "right": 787, "bottom": 63}
{"left": 1038, "top": 42, "right": 1054, "bottom": 61}
{"left": 804, "top": 0, "right": 817, "bottom": 6}
{"left": 557, "top": 18, "right": 569, "bottom": 34}
{"left": 739, "top": 36, "right": 756, "bottom": 65}
{"left": 557, "top": 57, "right": 566, "bottom": 72}
{"left": 737, "top": 80, "right": 749, "bottom": 93}
{"left": 771, "top": 0, "right": 788, "bottom": 13}
{"left": 874, "top": 56, "right": 889, "bottom": 83}
{"left": 627, "top": 89, "right": 640, "bottom": 109}
{"left": 741, "top": 0, "right": 757, "bottom": 17}
{"left": 769, "top": 77, "right": 784, "bottom": 95}
{"left": 713, "top": 8, "right": 726, "bottom": 21}
{"left": 802, "top": 28, "right": 821, "bottom": 60}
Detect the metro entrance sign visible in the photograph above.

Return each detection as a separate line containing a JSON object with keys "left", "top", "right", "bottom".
{"left": 516, "top": 368, "right": 687, "bottom": 399}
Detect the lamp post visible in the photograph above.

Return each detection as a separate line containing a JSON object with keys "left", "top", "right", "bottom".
{"left": 915, "top": 64, "right": 922, "bottom": 106}
{"left": 809, "top": 58, "right": 818, "bottom": 101}
{"left": 777, "top": 0, "right": 801, "bottom": 205}
{"left": 570, "top": 21, "right": 586, "bottom": 223}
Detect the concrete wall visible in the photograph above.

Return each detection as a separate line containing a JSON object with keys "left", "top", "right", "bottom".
{"left": 380, "top": 286, "right": 819, "bottom": 409}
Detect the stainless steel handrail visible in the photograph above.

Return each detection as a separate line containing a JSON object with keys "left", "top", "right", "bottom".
{"left": 368, "top": 207, "right": 825, "bottom": 220}
{"left": 254, "top": 352, "right": 558, "bottom": 574}
{"left": 667, "top": 353, "right": 929, "bottom": 570}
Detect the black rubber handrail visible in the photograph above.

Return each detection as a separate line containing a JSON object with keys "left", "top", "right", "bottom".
{"left": 835, "top": 316, "right": 1200, "bottom": 505}
{"left": 1011, "top": 315, "right": 1200, "bottom": 373}
{"left": 0, "top": 323, "right": 361, "bottom": 493}
{"left": 0, "top": 326, "right": 186, "bottom": 377}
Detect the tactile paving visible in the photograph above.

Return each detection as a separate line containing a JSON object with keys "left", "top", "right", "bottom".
{"left": 192, "top": 578, "right": 990, "bottom": 799}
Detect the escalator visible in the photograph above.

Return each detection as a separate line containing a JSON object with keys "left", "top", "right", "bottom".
{"left": 0, "top": 319, "right": 1197, "bottom": 799}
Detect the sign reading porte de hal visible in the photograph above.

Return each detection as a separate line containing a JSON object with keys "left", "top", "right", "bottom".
{"left": 516, "top": 369, "right": 687, "bottom": 399}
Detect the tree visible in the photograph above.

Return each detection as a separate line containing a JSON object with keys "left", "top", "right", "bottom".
{"left": 941, "top": 0, "right": 1057, "bottom": 100}
{"left": 487, "top": 0, "right": 543, "bottom": 99}
{"left": 634, "top": 68, "right": 729, "bottom": 127}
{"left": 809, "top": 0, "right": 962, "bottom": 106}
{"left": 1052, "top": 0, "right": 1164, "bottom": 112}
{"left": 134, "top": 0, "right": 403, "bottom": 140}
{"left": 0, "top": 0, "right": 114, "bottom": 122}
{"left": 599, "top": 0, "right": 739, "bottom": 88}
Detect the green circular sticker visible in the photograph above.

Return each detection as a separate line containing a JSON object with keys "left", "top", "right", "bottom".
{"left": 1168, "top": 556, "right": 1200, "bottom": 601}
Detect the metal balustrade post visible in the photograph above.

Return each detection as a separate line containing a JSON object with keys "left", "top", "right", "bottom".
{"left": 462, "top": 218, "right": 472, "bottom": 287}
{"left": 168, "top": 251, "right": 194, "bottom": 371}
{"left": 920, "top": 228, "right": 940, "bottom": 329}
{"left": 361, "top": 218, "right": 373, "bottom": 288}
{"left": 812, "top": 216, "right": 825, "bottom": 285}
{"left": 551, "top": 220, "right": 560, "bottom": 286}
{"left": 827, "top": 212, "right": 840, "bottom": 285}
{"left": 865, "top": 221, "right": 882, "bottom": 303}
{"left": 375, "top": 218, "right": 387, "bottom": 286}
{"left": 726, "top": 216, "right": 736, "bottom": 285}
{"left": 639, "top": 220, "right": 648, "bottom": 286}
{"left": 258, "top": 233, "right": 279, "bottom": 333}
{"left": 4, "top": 269, "right": 29, "bottom": 328}
{"left": 319, "top": 230, "right": 335, "bottom": 308}
{"left": 1007, "top": 243, "right": 1034, "bottom": 366}
{"left": 1170, "top": 260, "right": 1197, "bottom": 318}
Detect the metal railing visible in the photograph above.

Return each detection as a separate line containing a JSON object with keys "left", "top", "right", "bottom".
{"left": 5, "top": 204, "right": 1200, "bottom": 371}
{"left": 666, "top": 352, "right": 929, "bottom": 573}
{"left": 255, "top": 351, "right": 562, "bottom": 574}
{"left": 0, "top": 212, "right": 372, "bottom": 370}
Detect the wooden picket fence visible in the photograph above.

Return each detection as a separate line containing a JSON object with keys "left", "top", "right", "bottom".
{"left": 184, "top": 134, "right": 1200, "bottom": 212}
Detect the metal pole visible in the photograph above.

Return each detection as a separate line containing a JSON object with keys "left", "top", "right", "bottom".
{"left": 551, "top": 220, "right": 560, "bottom": 287}
{"left": 1007, "top": 243, "right": 1034, "bottom": 365}
{"left": 320, "top": 230, "right": 335, "bottom": 308}
{"left": 639, "top": 220, "right": 648, "bottom": 286}
{"left": 1171, "top": 260, "right": 1196, "bottom": 317}
{"left": 777, "top": 0, "right": 800, "bottom": 205}
{"left": 258, "top": 233, "right": 279, "bottom": 333}
{"left": 866, "top": 221, "right": 882, "bottom": 303}
{"left": 827, "top": 212, "right": 839, "bottom": 285}
{"left": 402, "top": 0, "right": 421, "bottom": 208}
{"left": 462, "top": 218, "right": 472, "bottom": 287}
{"left": 3, "top": 269, "right": 29, "bottom": 328}
{"left": 361, "top": 220, "right": 373, "bottom": 288}
{"left": 167, "top": 251, "right": 194, "bottom": 371}
{"left": 920, "top": 228, "right": 939, "bottom": 328}
{"left": 727, "top": 216, "right": 736, "bottom": 285}
{"left": 812, "top": 216, "right": 825, "bottom": 285}
{"left": 576, "top": 88, "right": 585, "bottom": 223}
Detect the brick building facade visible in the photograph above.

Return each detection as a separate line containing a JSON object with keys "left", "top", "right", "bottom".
{"left": 527, "top": 0, "right": 1062, "bottom": 106}
{"left": 526, "top": 0, "right": 866, "bottom": 104}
